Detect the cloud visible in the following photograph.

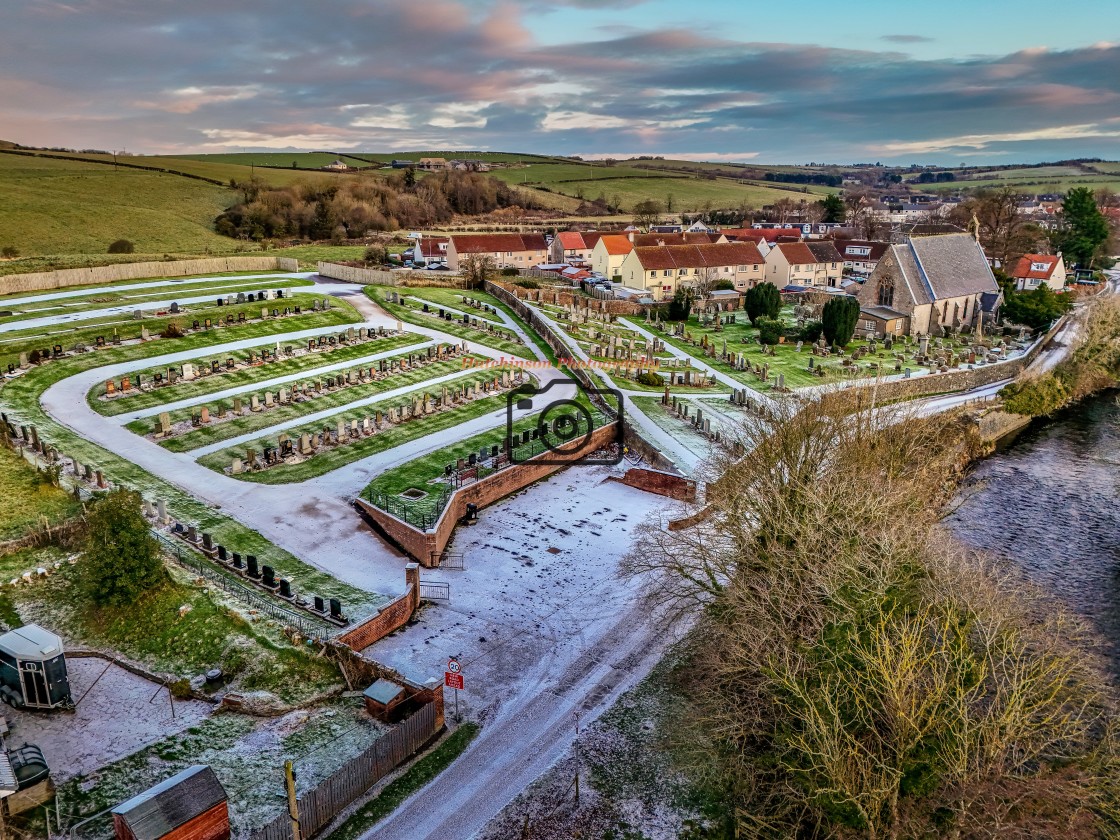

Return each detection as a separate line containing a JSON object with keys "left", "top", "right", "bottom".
{"left": 0, "top": 0, "right": 1117, "bottom": 164}
{"left": 880, "top": 34, "right": 934, "bottom": 44}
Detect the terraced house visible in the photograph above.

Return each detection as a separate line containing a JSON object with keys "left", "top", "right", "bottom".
{"left": 617, "top": 241, "right": 767, "bottom": 300}
{"left": 763, "top": 241, "right": 844, "bottom": 288}
{"left": 446, "top": 232, "right": 549, "bottom": 271}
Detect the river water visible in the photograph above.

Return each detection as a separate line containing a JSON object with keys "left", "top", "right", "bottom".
{"left": 945, "top": 391, "right": 1120, "bottom": 662}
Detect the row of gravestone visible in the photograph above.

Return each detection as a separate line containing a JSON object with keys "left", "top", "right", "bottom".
{"left": 157, "top": 343, "right": 462, "bottom": 439}
{"left": 162, "top": 518, "right": 348, "bottom": 626}
{"left": 229, "top": 372, "right": 521, "bottom": 475}
{"left": 416, "top": 301, "right": 520, "bottom": 342}
{"left": 214, "top": 289, "right": 286, "bottom": 307}
{"left": 3, "top": 416, "right": 112, "bottom": 490}
{"left": 106, "top": 326, "right": 403, "bottom": 398}
{"left": 668, "top": 399, "right": 724, "bottom": 444}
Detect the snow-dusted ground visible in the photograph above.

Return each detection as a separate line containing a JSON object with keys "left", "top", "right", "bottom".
{"left": 5, "top": 657, "right": 210, "bottom": 780}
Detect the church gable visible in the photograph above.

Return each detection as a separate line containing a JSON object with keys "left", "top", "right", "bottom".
{"left": 857, "top": 247, "right": 916, "bottom": 315}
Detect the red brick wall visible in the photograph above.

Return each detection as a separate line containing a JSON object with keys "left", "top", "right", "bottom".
{"left": 336, "top": 565, "right": 420, "bottom": 650}
{"left": 612, "top": 467, "right": 697, "bottom": 501}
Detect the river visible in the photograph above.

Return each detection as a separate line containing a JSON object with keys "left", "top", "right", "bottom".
{"left": 945, "top": 391, "right": 1120, "bottom": 662}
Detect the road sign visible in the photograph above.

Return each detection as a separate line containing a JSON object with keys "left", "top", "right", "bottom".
{"left": 447, "top": 658, "right": 461, "bottom": 674}
{"left": 445, "top": 672, "right": 464, "bottom": 691}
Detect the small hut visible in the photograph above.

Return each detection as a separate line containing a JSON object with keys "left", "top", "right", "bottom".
{"left": 112, "top": 766, "right": 229, "bottom": 840}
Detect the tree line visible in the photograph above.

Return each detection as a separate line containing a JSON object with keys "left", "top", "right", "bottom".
{"left": 214, "top": 170, "right": 540, "bottom": 241}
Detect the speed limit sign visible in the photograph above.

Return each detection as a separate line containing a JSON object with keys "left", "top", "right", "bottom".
{"left": 447, "top": 658, "right": 461, "bottom": 674}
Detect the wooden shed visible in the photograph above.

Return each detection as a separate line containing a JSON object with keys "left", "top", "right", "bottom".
{"left": 858, "top": 305, "right": 910, "bottom": 339}
{"left": 112, "top": 766, "right": 229, "bottom": 840}
{"left": 363, "top": 678, "right": 407, "bottom": 722}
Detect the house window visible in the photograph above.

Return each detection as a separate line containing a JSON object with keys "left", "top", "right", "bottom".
{"left": 663, "top": 270, "right": 671, "bottom": 277}
{"left": 863, "top": 320, "right": 876, "bottom": 331}
{"left": 506, "top": 251, "right": 513, "bottom": 257}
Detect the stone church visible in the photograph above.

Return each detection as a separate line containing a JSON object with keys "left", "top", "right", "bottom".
{"left": 856, "top": 233, "right": 1002, "bottom": 336}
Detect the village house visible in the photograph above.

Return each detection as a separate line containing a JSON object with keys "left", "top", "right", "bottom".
{"left": 833, "top": 239, "right": 889, "bottom": 275}
{"left": 547, "top": 231, "right": 611, "bottom": 264}
{"left": 617, "top": 241, "right": 767, "bottom": 300}
{"left": 1010, "top": 253, "right": 1067, "bottom": 292}
{"left": 630, "top": 231, "right": 726, "bottom": 247}
{"left": 764, "top": 241, "right": 843, "bottom": 288}
{"left": 413, "top": 236, "right": 449, "bottom": 264}
{"left": 855, "top": 233, "right": 1002, "bottom": 336}
{"left": 722, "top": 227, "right": 803, "bottom": 248}
{"left": 445, "top": 233, "right": 549, "bottom": 271}
{"left": 320, "top": 159, "right": 350, "bottom": 171}
{"left": 590, "top": 234, "right": 634, "bottom": 279}
{"left": 416, "top": 157, "right": 450, "bottom": 171}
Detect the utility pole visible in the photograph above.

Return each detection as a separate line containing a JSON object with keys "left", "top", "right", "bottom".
{"left": 284, "top": 761, "right": 301, "bottom": 840}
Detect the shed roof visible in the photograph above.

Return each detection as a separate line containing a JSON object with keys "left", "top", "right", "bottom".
{"left": 861, "top": 305, "right": 908, "bottom": 320}
{"left": 364, "top": 678, "right": 406, "bottom": 706}
{"left": 112, "top": 766, "right": 227, "bottom": 840}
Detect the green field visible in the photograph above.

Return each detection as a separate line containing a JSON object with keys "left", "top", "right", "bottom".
{"left": 0, "top": 152, "right": 237, "bottom": 257}
{"left": 910, "top": 162, "right": 1120, "bottom": 193}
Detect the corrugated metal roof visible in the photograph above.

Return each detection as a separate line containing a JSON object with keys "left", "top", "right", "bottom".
{"left": 112, "top": 766, "right": 227, "bottom": 840}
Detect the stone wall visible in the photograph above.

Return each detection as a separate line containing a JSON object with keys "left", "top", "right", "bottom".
{"left": 335, "top": 564, "right": 420, "bottom": 650}
{"left": 357, "top": 423, "right": 622, "bottom": 565}
{"left": 316, "top": 262, "right": 469, "bottom": 287}
{"left": 0, "top": 256, "right": 298, "bottom": 296}
{"left": 488, "top": 279, "right": 648, "bottom": 316}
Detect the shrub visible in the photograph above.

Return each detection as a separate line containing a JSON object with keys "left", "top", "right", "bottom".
{"left": 0, "top": 246, "right": 18, "bottom": 259}
{"left": 757, "top": 317, "right": 783, "bottom": 345}
{"left": 107, "top": 239, "right": 135, "bottom": 254}
{"left": 712, "top": 279, "right": 736, "bottom": 291}
{"left": 500, "top": 267, "right": 520, "bottom": 277}
{"left": 1000, "top": 375, "right": 1070, "bottom": 416}
{"left": 169, "top": 678, "right": 193, "bottom": 699}
{"left": 821, "top": 295, "right": 860, "bottom": 347}
{"left": 798, "top": 319, "right": 824, "bottom": 343}
{"left": 81, "top": 488, "right": 165, "bottom": 606}
{"left": 745, "top": 282, "right": 781, "bottom": 326}
{"left": 161, "top": 321, "right": 185, "bottom": 339}
{"left": 363, "top": 245, "right": 388, "bottom": 265}
{"left": 515, "top": 279, "right": 540, "bottom": 289}
{"left": 635, "top": 371, "right": 664, "bottom": 387}
{"left": 1003, "top": 284, "right": 1074, "bottom": 330}
{"left": 668, "top": 287, "right": 694, "bottom": 321}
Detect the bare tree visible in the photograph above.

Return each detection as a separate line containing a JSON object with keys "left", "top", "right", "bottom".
{"left": 460, "top": 254, "right": 495, "bottom": 287}
{"left": 948, "top": 187, "right": 1045, "bottom": 267}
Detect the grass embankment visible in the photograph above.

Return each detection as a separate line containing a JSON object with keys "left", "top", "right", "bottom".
{"left": 0, "top": 446, "right": 83, "bottom": 542}
{"left": 0, "top": 313, "right": 380, "bottom": 612}
{"left": 139, "top": 353, "right": 489, "bottom": 453}
{"left": 0, "top": 152, "right": 237, "bottom": 256}
{"left": 1000, "top": 300, "right": 1120, "bottom": 416}
{"left": 370, "top": 290, "right": 532, "bottom": 360}
{"left": 198, "top": 369, "right": 530, "bottom": 483}
{"left": 275, "top": 243, "right": 408, "bottom": 270}
{"left": 94, "top": 331, "right": 424, "bottom": 416}
{"left": 327, "top": 723, "right": 480, "bottom": 840}
{"left": 0, "top": 291, "right": 350, "bottom": 371}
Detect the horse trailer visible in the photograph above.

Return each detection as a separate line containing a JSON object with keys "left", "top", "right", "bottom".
{"left": 0, "top": 625, "right": 72, "bottom": 710}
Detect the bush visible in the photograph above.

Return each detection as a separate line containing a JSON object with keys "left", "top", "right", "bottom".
{"left": 168, "top": 678, "right": 193, "bottom": 699}
{"left": 1000, "top": 375, "right": 1070, "bottom": 416}
{"left": 500, "top": 267, "right": 520, "bottom": 276}
{"left": 107, "top": 239, "right": 135, "bottom": 254}
{"left": 757, "top": 317, "right": 783, "bottom": 345}
{"left": 0, "top": 246, "right": 18, "bottom": 259}
{"left": 668, "top": 287, "right": 693, "bottom": 321}
{"left": 363, "top": 245, "right": 388, "bottom": 265}
{"left": 514, "top": 279, "right": 540, "bottom": 289}
{"left": 745, "top": 282, "right": 781, "bottom": 326}
{"left": 161, "top": 321, "right": 185, "bottom": 339}
{"left": 821, "top": 295, "right": 860, "bottom": 347}
{"left": 635, "top": 371, "right": 664, "bottom": 387}
{"left": 798, "top": 319, "right": 824, "bottom": 343}
{"left": 1003, "top": 285, "right": 1074, "bottom": 330}
{"left": 81, "top": 488, "right": 165, "bottom": 606}
{"left": 712, "top": 279, "right": 736, "bottom": 291}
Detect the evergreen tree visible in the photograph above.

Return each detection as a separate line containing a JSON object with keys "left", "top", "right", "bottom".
{"left": 82, "top": 488, "right": 165, "bottom": 606}
{"left": 744, "top": 282, "right": 781, "bottom": 326}
{"left": 821, "top": 295, "right": 860, "bottom": 347}
{"left": 668, "top": 287, "right": 693, "bottom": 321}
{"left": 1053, "top": 187, "right": 1110, "bottom": 268}
{"left": 818, "top": 193, "right": 845, "bottom": 223}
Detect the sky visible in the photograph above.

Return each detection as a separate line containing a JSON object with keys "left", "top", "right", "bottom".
{"left": 1, "top": 0, "right": 1118, "bottom": 165}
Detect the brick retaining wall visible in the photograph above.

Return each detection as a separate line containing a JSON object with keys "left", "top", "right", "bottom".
{"left": 335, "top": 564, "right": 420, "bottom": 650}
{"left": 610, "top": 467, "right": 697, "bottom": 501}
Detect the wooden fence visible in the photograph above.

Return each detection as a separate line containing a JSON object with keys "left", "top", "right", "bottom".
{"left": 250, "top": 700, "right": 441, "bottom": 840}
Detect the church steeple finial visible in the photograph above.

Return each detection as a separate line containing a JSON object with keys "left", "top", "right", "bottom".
{"left": 970, "top": 212, "right": 982, "bottom": 243}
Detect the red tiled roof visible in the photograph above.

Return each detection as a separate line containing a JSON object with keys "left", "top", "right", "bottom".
{"left": 722, "top": 227, "right": 802, "bottom": 243}
{"left": 631, "top": 232, "right": 720, "bottom": 247}
{"left": 415, "top": 237, "right": 448, "bottom": 258}
{"left": 833, "top": 239, "right": 889, "bottom": 261}
{"left": 556, "top": 231, "right": 589, "bottom": 250}
{"left": 774, "top": 242, "right": 818, "bottom": 265}
{"left": 450, "top": 233, "right": 548, "bottom": 254}
{"left": 1012, "top": 254, "right": 1060, "bottom": 280}
{"left": 631, "top": 242, "right": 764, "bottom": 271}
{"left": 598, "top": 235, "right": 634, "bottom": 256}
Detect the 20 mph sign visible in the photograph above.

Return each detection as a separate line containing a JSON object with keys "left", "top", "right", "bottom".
{"left": 447, "top": 658, "right": 461, "bottom": 674}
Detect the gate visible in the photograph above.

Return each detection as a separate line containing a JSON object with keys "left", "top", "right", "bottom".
{"left": 419, "top": 581, "right": 450, "bottom": 601}
{"left": 430, "top": 552, "right": 465, "bottom": 570}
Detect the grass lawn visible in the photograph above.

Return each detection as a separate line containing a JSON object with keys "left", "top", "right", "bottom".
{"left": 0, "top": 291, "right": 360, "bottom": 371}
{"left": 275, "top": 243, "right": 407, "bottom": 270}
{"left": 0, "top": 152, "right": 237, "bottom": 256}
{"left": 371, "top": 290, "right": 532, "bottom": 360}
{"left": 141, "top": 353, "right": 489, "bottom": 453}
{"left": 197, "top": 371, "right": 529, "bottom": 483}
{"left": 327, "top": 723, "right": 481, "bottom": 840}
{"left": 0, "top": 321, "right": 381, "bottom": 611}
{"left": 93, "top": 331, "right": 424, "bottom": 416}
{"left": 394, "top": 288, "right": 504, "bottom": 323}
{"left": 0, "top": 445, "right": 83, "bottom": 541}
